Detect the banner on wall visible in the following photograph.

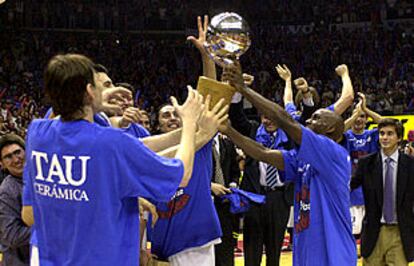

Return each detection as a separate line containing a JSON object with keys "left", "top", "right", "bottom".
{"left": 367, "top": 115, "right": 414, "bottom": 140}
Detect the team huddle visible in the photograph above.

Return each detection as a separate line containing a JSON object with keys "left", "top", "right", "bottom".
{"left": 0, "top": 15, "right": 413, "bottom": 266}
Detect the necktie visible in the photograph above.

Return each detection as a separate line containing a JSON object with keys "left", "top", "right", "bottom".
{"left": 212, "top": 140, "right": 225, "bottom": 185}
{"left": 266, "top": 136, "right": 280, "bottom": 189}
{"left": 383, "top": 157, "right": 395, "bottom": 223}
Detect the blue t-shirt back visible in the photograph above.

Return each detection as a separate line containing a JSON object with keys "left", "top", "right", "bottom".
{"left": 344, "top": 128, "right": 379, "bottom": 205}
{"left": 282, "top": 126, "right": 356, "bottom": 266}
{"left": 23, "top": 119, "right": 184, "bottom": 266}
{"left": 150, "top": 142, "right": 222, "bottom": 259}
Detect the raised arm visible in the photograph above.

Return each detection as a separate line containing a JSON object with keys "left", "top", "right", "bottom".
{"left": 224, "top": 63, "right": 303, "bottom": 145}
{"left": 171, "top": 88, "right": 204, "bottom": 187}
{"left": 141, "top": 128, "right": 183, "bottom": 153}
{"left": 332, "top": 64, "right": 354, "bottom": 115}
{"left": 220, "top": 122, "right": 285, "bottom": 170}
{"left": 187, "top": 15, "right": 217, "bottom": 80}
{"left": 359, "top": 92, "right": 383, "bottom": 123}
{"left": 157, "top": 97, "right": 229, "bottom": 158}
{"left": 275, "top": 64, "right": 293, "bottom": 105}
{"left": 344, "top": 100, "right": 362, "bottom": 132}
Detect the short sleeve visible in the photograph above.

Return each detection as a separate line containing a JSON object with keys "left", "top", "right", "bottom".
{"left": 124, "top": 123, "right": 151, "bottom": 139}
{"left": 114, "top": 133, "right": 183, "bottom": 202}
{"left": 285, "top": 103, "right": 300, "bottom": 122}
{"left": 368, "top": 128, "right": 379, "bottom": 143}
{"left": 281, "top": 149, "right": 298, "bottom": 183}
{"left": 297, "top": 126, "right": 347, "bottom": 172}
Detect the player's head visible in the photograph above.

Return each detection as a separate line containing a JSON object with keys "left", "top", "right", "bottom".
{"left": 157, "top": 104, "right": 182, "bottom": 133}
{"left": 139, "top": 110, "right": 151, "bottom": 132}
{"left": 45, "top": 54, "right": 102, "bottom": 120}
{"left": 378, "top": 118, "right": 403, "bottom": 153}
{"left": 94, "top": 64, "right": 114, "bottom": 89}
{"left": 306, "top": 109, "right": 344, "bottom": 142}
{"left": 260, "top": 114, "right": 278, "bottom": 133}
{"left": 0, "top": 134, "right": 25, "bottom": 177}
{"left": 351, "top": 109, "right": 368, "bottom": 132}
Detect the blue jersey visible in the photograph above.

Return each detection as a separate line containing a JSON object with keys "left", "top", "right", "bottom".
{"left": 44, "top": 107, "right": 111, "bottom": 127}
{"left": 285, "top": 102, "right": 301, "bottom": 122}
{"left": 344, "top": 129, "right": 379, "bottom": 205}
{"left": 282, "top": 126, "right": 356, "bottom": 266}
{"left": 123, "top": 123, "right": 151, "bottom": 138}
{"left": 23, "top": 119, "right": 183, "bottom": 266}
{"left": 151, "top": 142, "right": 221, "bottom": 259}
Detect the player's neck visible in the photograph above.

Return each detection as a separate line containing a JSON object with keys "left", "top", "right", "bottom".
{"left": 352, "top": 127, "right": 364, "bottom": 134}
{"left": 80, "top": 106, "right": 94, "bottom": 123}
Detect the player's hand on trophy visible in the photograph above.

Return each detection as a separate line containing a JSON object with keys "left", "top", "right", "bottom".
{"left": 335, "top": 64, "right": 349, "bottom": 78}
{"left": 275, "top": 64, "right": 292, "bottom": 81}
{"left": 211, "top": 183, "right": 231, "bottom": 196}
{"left": 171, "top": 86, "right": 204, "bottom": 125}
{"left": 293, "top": 77, "right": 309, "bottom": 92}
{"left": 187, "top": 15, "right": 209, "bottom": 57}
{"left": 119, "top": 107, "right": 143, "bottom": 128}
{"left": 221, "top": 62, "right": 245, "bottom": 92}
{"left": 198, "top": 95, "right": 229, "bottom": 137}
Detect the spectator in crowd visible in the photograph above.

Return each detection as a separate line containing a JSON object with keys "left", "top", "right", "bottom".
{"left": 0, "top": 134, "right": 30, "bottom": 266}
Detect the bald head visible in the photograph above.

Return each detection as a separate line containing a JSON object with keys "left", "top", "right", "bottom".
{"left": 306, "top": 109, "right": 344, "bottom": 142}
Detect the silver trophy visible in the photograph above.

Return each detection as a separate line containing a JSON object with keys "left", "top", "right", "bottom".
{"left": 204, "top": 12, "right": 251, "bottom": 67}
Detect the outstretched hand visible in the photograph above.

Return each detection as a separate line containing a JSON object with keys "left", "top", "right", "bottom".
{"left": 187, "top": 15, "right": 209, "bottom": 56}
{"left": 198, "top": 95, "right": 229, "bottom": 137}
{"left": 275, "top": 64, "right": 292, "bottom": 81}
{"left": 171, "top": 86, "right": 205, "bottom": 125}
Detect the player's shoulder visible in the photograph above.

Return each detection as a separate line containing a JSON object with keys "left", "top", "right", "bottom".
{"left": 27, "top": 118, "right": 55, "bottom": 132}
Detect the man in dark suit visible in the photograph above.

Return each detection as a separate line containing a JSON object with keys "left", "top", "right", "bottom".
{"left": 210, "top": 133, "right": 240, "bottom": 266}
{"left": 229, "top": 98, "right": 294, "bottom": 266}
{"left": 352, "top": 118, "right": 414, "bottom": 265}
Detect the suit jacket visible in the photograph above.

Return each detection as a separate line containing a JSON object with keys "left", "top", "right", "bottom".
{"left": 351, "top": 151, "right": 414, "bottom": 261}
{"left": 229, "top": 101, "right": 294, "bottom": 205}
{"left": 211, "top": 136, "right": 241, "bottom": 189}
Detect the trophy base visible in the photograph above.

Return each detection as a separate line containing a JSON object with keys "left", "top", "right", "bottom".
{"left": 196, "top": 76, "right": 236, "bottom": 109}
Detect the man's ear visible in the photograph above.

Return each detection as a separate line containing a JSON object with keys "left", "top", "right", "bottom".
{"left": 85, "top": 84, "right": 95, "bottom": 104}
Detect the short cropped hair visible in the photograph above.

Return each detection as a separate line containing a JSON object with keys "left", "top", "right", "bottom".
{"left": 378, "top": 118, "right": 404, "bottom": 139}
{"left": 93, "top": 64, "right": 109, "bottom": 74}
{"left": 0, "top": 134, "right": 25, "bottom": 156}
{"left": 44, "top": 54, "right": 95, "bottom": 121}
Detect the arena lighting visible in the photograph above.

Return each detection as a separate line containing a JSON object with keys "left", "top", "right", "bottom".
{"left": 0, "top": 0, "right": 6, "bottom": 5}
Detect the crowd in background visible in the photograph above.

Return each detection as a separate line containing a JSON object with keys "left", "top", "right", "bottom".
{"left": 1, "top": 0, "right": 413, "bottom": 30}
{"left": 0, "top": 0, "right": 413, "bottom": 139}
